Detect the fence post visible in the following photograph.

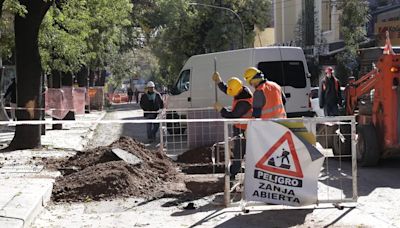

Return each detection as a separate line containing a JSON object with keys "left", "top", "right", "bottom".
{"left": 224, "top": 121, "right": 231, "bottom": 206}
{"left": 351, "top": 117, "right": 358, "bottom": 201}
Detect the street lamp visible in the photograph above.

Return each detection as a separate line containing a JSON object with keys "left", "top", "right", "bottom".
{"left": 188, "top": 2, "right": 245, "bottom": 49}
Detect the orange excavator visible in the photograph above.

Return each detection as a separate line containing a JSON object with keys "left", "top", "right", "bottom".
{"left": 339, "top": 32, "right": 400, "bottom": 166}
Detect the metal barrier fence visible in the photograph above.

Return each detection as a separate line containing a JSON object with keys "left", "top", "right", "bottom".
{"left": 221, "top": 116, "right": 357, "bottom": 209}
{"left": 158, "top": 112, "right": 357, "bottom": 208}
{"left": 0, "top": 106, "right": 357, "bottom": 210}
{"left": 159, "top": 108, "right": 224, "bottom": 159}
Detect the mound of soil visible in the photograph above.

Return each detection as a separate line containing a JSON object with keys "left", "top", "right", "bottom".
{"left": 51, "top": 137, "right": 185, "bottom": 202}
{"left": 177, "top": 146, "right": 213, "bottom": 164}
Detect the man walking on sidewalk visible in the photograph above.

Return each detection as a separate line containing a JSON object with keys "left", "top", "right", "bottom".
{"left": 319, "top": 66, "right": 342, "bottom": 116}
{"left": 140, "top": 81, "right": 164, "bottom": 142}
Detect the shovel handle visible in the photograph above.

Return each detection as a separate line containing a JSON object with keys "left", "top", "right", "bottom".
{"left": 214, "top": 57, "right": 218, "bottom": 103}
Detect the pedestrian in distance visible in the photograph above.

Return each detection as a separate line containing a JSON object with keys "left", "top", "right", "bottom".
{"left": 212, "top": 72, "right": 253, "bottom": 180}
{"left": 140, "top": 81, "right": 164, "bottom": 143}
{"left": 243, "top": 67, "right": 286, "bottom": 119}
{"left": 127, "top": 87, "right": 134, "bottom": 103}
{"left": 319, "top": 66, "right": 342, "bottom": 116}
{"left": 4, "top": 78, "right": 16, "bottom": 121}
{"left": 134, "top": 88, "right": 139, "bottom": 103}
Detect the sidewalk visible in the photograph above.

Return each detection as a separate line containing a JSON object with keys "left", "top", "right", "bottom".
{"left": 0, "top": 111, "right": 106, "bottom": 228}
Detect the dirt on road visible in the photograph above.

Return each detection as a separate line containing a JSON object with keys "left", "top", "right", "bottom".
{"left": 50, "top": 137, "right": 186, "bottom": 202}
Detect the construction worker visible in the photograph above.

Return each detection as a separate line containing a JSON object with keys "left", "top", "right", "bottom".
{"left": 140, "top": 81, "right": 164, "bottom": 142}
{"left": 243, "top": 67, "right": 286, "bottom": 119}
{"left": 319, "top": 66, "right": 342, "bottom": 116}
{"left": 212, "top": 72, "right": 252, "bottom": 180}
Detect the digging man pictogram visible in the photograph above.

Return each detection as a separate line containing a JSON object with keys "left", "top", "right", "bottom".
{"left": 277, "top": 149, "right": 291, "bottom": 169}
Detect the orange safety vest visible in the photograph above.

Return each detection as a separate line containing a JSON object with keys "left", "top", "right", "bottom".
{"left": 232, "top": 97, "right": 253, "bottom": 130}
{"left": 257, "top": 81, "right": 287, "bottom": 119}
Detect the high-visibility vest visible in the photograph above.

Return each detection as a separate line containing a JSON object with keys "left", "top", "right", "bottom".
{"left": 257, "top": 81, "right": 287, "bottom": 119}
{"left": 232, "top": 97, "right": 253, "bottom": 130}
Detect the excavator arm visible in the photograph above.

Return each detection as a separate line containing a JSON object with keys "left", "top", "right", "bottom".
{"left": 345, "top": 68, "right": 380, "bottom": 115}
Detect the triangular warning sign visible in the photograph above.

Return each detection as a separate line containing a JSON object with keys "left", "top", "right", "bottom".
{"left": 255, "top": 131, "right": 304, "bottom": 178}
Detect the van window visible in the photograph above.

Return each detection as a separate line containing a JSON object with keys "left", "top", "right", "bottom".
{"left": 257, "top": 61, "right": 306, "bottom": 88}
{"left": 172, "top": 69, "right": 190, "bottom": 95}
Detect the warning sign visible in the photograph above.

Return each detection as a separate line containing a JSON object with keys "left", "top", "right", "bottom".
{"left": 245, "top": 121, "right": 324, "bottom": 206}
{"left": 255, "top": 131, "right": 303, "bottom": 178}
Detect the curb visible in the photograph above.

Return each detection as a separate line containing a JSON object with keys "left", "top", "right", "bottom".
{"left": 83, "top": 110, "right": 107, "bottom": 144}
{"left": 0, "top": 178, "right": 53, "bottom": 228}
{"left": 0, "top": 111, "right": 106, "bottom": 228}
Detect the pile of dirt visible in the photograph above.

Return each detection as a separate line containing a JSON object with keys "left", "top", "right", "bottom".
{"left": 177, "top": 146, "right": 214, "bottom": 164}
{"left": 51, "top": 137, "right": 185, "bottom": 202}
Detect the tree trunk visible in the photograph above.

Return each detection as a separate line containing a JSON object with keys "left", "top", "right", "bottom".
{"left": 76, "top": 67, "right": 90, "bottom": 113}
{"left": 76, "top": 67, "right": 89, "bottom": 87}
{"left": 51, "top": 70, "right": 62, "bottom": 130}
{"left": 8, "top": 0, "right": 51, "bottom": 150}
{"left": 61, "top": 71, "right": 75, "bottom": 121}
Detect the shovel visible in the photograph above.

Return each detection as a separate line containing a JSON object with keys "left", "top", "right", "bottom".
{"left": 214, "top": 57, "right": 218, "bottom": 103}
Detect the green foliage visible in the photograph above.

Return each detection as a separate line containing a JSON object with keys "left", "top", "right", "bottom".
{"left": 0, "top": 0, "right": 26, "bottom": 60}
{"left": 335, "top": 0, "right": 370, "bottom": 82}
{"left": 145, "top": 0, "right": 272, "bottom": 85}
{"left": 38, "top": 0, "right": 133, "bottom": 75}
{"left": 39, "top": 1, "right": 91, "bottom": 74}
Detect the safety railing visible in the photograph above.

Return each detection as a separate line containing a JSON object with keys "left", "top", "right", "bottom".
{"left": 0, "top": 105, "right": 357, "bottom": 210}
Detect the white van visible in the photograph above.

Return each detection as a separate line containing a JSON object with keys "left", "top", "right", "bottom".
{"left": 167, "top": 47, "right": 313, "bottom": 117}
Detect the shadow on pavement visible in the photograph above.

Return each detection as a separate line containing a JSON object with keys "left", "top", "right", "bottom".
{"left": 191, "top": 208, "right": 313, "bottom": 228}
{"left": 108, "top": 102, "right": 140, "bottom": 112}
{"left": 319, "top": 156, "right": 400, "bottom": 198}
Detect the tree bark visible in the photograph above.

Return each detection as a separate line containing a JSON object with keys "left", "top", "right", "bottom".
{"left": 61, "top": 71, "right": 75, "bottom": 121}
{"left": 8, "top": 0, "right": 51, "bottom": 150}
{"left": 76, "top": 67, "right": 89, "bottom": 87}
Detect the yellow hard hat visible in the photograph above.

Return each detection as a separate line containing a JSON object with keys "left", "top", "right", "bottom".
{"left": 227, "top": 77, "right": 243, "bottom": 97}
{"left": 244, "top": 67, "right": 262, "bottom": 84}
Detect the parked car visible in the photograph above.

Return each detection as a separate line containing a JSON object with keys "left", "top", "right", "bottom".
{"left": 110, "top": 89, "right": 128, "bottom": 103}
{"left": 309, "top": 87, "right": 324, "bottom": 117}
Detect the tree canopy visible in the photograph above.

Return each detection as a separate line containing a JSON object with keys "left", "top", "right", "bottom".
{"left": 144, "top": 0, "right": 272, "bottom": 84}
{"left": 2, "top": 0, "right": 272, "bottom": 87}
{"left": 335, "top": 0, "right": 370, "bottom": 82}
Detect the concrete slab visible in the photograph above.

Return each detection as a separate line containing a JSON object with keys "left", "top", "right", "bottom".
{"left": 0, "top": 217, "right": 23, "bottom": 228}
{"left": 0, "top": 178, "right": 53, "bottom": 228}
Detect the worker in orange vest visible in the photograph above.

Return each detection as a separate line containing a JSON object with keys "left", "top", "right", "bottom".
{"left": 319, "top": 66, "right": 342, "bottom": 116}
{"left": 212, "top": 72, "right": 252, "bottom": 180}
{"left": 243, "top": 67, "right": 286, "bottom": 119}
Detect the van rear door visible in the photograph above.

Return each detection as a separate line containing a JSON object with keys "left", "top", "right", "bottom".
{"left": 257, "top": 60, "right": 310, "bottom": 116}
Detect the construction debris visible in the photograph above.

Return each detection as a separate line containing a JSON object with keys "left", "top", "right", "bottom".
{"left": 50, "top": 137, "right": 186, "bottom": 202}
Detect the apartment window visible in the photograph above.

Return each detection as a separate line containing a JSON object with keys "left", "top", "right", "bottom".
{"left": 321, "top": 1, "right": 332, "bottom": 32}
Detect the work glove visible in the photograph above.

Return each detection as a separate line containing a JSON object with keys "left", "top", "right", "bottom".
{"left": 213, "top": 102, "right": 223, "bottom": 112}
{"left": 212, "top": 72, "right": 222, "bottom": 83}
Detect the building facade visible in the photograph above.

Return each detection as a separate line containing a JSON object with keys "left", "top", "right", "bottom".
{"left": 274, "top": 0, "right": 342, "bottom": 54}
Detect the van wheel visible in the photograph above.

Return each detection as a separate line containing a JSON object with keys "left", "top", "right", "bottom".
{"left": 357, "top": 125, "right": 380, "bottom": 167}
{"left": 332, "top": 124, "right": 351, "bottom": 156}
